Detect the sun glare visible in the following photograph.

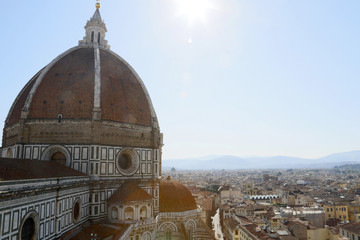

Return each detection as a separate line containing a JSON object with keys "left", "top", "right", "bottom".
{"left": 176, "top": 0, "right": 214, "bottom": 23}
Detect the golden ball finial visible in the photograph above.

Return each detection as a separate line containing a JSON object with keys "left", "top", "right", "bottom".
{"left": 96, "top": 0, "right": 100, "bottom": 9}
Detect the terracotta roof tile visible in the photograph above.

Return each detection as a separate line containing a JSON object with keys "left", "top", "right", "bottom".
{"left": 100, "top": 49, "right": 152, "bottom": 126}
{"left": 69, "top": 222, "right": 131, "bottom": 240}
{"left": 242, "top": 223, "right": 272, "bottom": 240}
{"left": 224, "top": 218, "right": 239, "bottom": 230}
{"left": 0, "top": 158, "right": 86, "bottom": 181}
{"left": 339, "top": 222, "right": 360, "bottom": 234}
{"left": 159, "top": 179, "right": 197, "bottom": 213}
{"left": 29, "top": 48, "right": 94, "bottom": 120}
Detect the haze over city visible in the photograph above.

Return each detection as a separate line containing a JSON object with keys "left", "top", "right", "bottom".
{"left": 1, "top": 0, "right": 359, "bottom": 160}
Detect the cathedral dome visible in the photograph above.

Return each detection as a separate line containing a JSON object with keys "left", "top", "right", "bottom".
{"left": 159, "top": 178, "right": 197, "bottom": 213}
{"left": 2, "top": 7, "right": 161, "bottom": 149}
{"left": 6, "top": 46, "right": 155, "bottom": 127}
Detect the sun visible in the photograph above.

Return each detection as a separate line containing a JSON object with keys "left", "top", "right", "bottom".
{"left": 175, "top": 0, "right": 214, "bottom": 23}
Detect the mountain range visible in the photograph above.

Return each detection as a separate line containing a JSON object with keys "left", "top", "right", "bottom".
{"left": 163, "top": 150, "right": 360, "bottom": 170}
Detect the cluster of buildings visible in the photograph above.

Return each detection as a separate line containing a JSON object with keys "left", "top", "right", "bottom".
{"left": 167, "top": 168, "right": 360, "bottom": 240}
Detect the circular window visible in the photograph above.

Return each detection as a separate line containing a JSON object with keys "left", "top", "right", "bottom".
{"left": 116, "top": 148, "right": 140, "bottom": 176}
{"left": 18, "top": 211, "right": 39, "bottom": 240}
{"left": 72, "top": 199, "right": 81, "bottom": 223}
{"left": 118, "top": 153, "right": 132, "bottom": 169}
{"left": 51, "top": 152, "right": 66, "bottom": 165}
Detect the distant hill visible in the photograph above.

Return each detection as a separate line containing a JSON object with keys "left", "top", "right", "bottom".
{"left": 319, "top": 151, "right": 360, "bottom": 163}
{"left": 334, "top": 163, "right": 360, "bottom": 170}
{"left": 163, "top": 150, "right": 360, "bottom": 170}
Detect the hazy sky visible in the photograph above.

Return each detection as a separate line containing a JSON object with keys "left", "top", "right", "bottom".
{"left": 1, "top": 1, "right": 360, "bottom": 160}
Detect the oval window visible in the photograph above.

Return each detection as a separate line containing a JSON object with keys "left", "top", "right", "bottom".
{"left": 116, "top": 148, "right": 140, "bottom": 176}
{"left": 73, "top": 199, "right": 81, "bottom": 223}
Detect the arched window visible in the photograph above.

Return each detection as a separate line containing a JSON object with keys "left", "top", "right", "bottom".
{"left": 187, "top": 228, "right": 193, "bottom": 240}
{"left": 57, "top": 114, "right": 62, "bottom": 123}
{"left": 124, "top": 207, "right": 134, "bottom": 220}
{"left": 51, "top": 152, "right": 66, "bottom": 165}
{"left": 21, "top": 218, "right": 35, "bottom": 240}
{"left": 165, "top": 231, "right": 172, "bottom": 240}
{"left": 91, "top": 31, "right": 94, "bottom": 42}
{"left": 6, "top": 148, "right": 12, "bottom": 158}
{"left": 142, "top": 232, "right": 152, "bottom": 240}
{"left": 98, "top": 32, "right": 101, "bottom": 44}
{"left": 140, "top": 206, "right": 147, "bottom": 220}
{"left": 111, "top": 207, "right": 118, "bottom": 220}
{"left": 186, "top": 220, "right": 196, "bottom": 240}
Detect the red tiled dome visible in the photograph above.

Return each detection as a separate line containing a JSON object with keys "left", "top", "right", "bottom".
{"left": 6, "top": 46, "right": 154, "bottom": 127}
{"left": 3, "top": 45, "right": 160, "bottom": 147}
{"left": 159, "top": 179, "right": 197, "bottom": 213}
{"left": 108, "top": 182, "right": 152, "bottom": 204}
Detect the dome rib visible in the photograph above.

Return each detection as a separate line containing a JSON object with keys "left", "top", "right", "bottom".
{"left": 100, "top": 48, "right": 159, "bottom": 128}
{"left": 28, "top": 47, "right": 95, "bottom": 120}
{"left": 6, "top": 68, "right": 44, "bottom": 126}
{"left": 22, "top": 46, "right": 82, "bottom": 119}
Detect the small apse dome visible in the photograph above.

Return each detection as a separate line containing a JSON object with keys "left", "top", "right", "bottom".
{"left": 159, "top": 178, "right": 197, "bottom": 213}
